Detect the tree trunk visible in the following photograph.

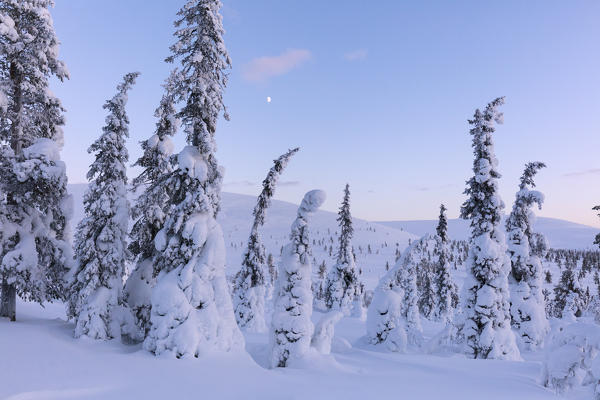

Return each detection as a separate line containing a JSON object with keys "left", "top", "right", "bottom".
{"left": 0, "top": 278, "right": 16, "bottom": 321}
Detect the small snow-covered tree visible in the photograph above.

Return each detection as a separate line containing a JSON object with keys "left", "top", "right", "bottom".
{"left": 459, "top": 97, "right": 520, "bottom": 360}
{"left": 270, "top": 190, "right": 326, "bottom": 368}
{"left": 68, "top": 72, "right": 139, "bottom": 339}
{"left": 233, "top": 147, "right": 299, "bottom": 332}
{"left": 0, "top": 0, "right": 71, "bottom": 321}
{"left": 553, "top": 263, "right": 585, "bottom": 320}
{"left": 325, "top": 184, "right": 363, "bottom": 316}
{"left": 367, "top": 236, "right": 433, "bottom": 350}
{"left": 435, "top": 204, "right": 457, "bottom": 322}
{"left": 506, "top": 162, "right": 549, "bottom": 349}
{"left": 144, "top": 0, "right": 243, "bottom": 357}
{"left": 124, "top": 71, "right": 179, "bottom": 339}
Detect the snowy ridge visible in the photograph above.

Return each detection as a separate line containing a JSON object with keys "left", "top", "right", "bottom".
{"left": 379, "top": 217, "right": 600, "bottom": 250}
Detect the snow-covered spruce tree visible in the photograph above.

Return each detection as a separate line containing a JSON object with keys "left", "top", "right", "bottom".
{"left": 144, "top": 0, "right": 243, "bottom": 357}
{"left": 124, "top": 71, "right": 179, "bottom": 340}
{"left": 435, "top": 204, "right": 457, "bottom": 322}
{"left": 270, "top": 190, "right": 326, "bottom": 368}
{"left": 324, "top": 184, "right": 364, "bottom": 316}
{"left": 0, "top": 0, "right": 72, "bottom": 321}
{"left": 458, "top": 97, "right": 520, "bottom": 360}
{"left": 506, "top": 162, "right": 549, "bottom": 350}
{"left": 68, "top": 72, "right": 139, "bottom": 339}
{"left": 233, "top": 147, "right": 299, "bottom": 332}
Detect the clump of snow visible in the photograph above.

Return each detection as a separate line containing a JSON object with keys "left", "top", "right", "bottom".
{"left": 542, "top": 320, "right": 600, "bottom": 397}
{"left": 177, "top": 146, "right": 208, "bottom": 181}
{"left": 311, "top": 311, "right": 343, "bottom": 354}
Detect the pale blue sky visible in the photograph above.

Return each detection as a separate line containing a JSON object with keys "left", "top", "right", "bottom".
{"left": 51, "top": 1, "right": 600, "bottom": 227}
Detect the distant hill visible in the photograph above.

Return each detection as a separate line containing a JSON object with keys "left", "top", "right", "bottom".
{"left": 377, "top": 216, "right": 599, "bottom": 250}
{"left": 67, "top": 184, "right": 416, "bottom": 288}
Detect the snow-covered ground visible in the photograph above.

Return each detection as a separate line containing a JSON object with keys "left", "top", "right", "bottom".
{"left": 2, "top": 185, "right": 595, "bottom": 399}
{"left": 0, "top": 300, "right": 572, "bottom": 400}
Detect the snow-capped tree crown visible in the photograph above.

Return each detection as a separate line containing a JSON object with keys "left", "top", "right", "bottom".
{"left": 0, "top": 0, "right": 69, "bottom": 150}
{"left": 166, "top": 0, "right": 231, "bottom": 215}
{"left": 460, "top": 96, "right": 505, "bottom": 233}
{"left": 87, "top": 72, "right": 139, "bottom": 186}
{"left": 505, "top": 161, "right": 546, "bottom": 279}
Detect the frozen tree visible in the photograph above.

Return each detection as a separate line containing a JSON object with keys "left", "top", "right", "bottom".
{"left": 506, "top": 162, "right": 549, "bottom": 350}
{"left": 124, "top": 71, "right": 179, "bottom": 340}
{"left": 67, "top": 72, "right": 139, "bottom": 339}
{"left": 458, "top": 97, "right": 520, "bottom": 360}
{"left": 325, "top": 184, "right": 363, "bottom": 316}
{"left": 0, "top": 0, "right": 71, "bottom": 321}
{"left": 233, "top": 147, "right": 299, "bottom": 332}
{"left": 313, "top": 260, "right": 328, "bottom": 311}
{"left": 594, "top": 206, "right": 600, "bottom": 248}
{"left": 144, "top": 0, "right": 243, "bottom": 357}
{"left": 435, "top": 204, "right": 457, "bottom": 322}
{"left": 165, "top": 0, "right": 231, "bottom": 217}
{"left": 270, "top": 190, "right": 326, "bottom": 368}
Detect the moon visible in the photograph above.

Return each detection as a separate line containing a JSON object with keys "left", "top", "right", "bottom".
{"left": 267, "top": 96, "right": 271, "bottom": 103}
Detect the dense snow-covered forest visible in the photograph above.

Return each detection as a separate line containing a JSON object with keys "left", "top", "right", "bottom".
{"left": 1, "top": 1, "right": 599, "bottom": 399}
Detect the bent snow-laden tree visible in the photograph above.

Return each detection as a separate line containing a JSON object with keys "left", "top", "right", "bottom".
{"left": 233, "top": 147, "right": 299, "bottom": 332}
{"left": 270, "top": 190, "right": 326, "bottom": 368}
{"left": 68, "top": 72, "right": 139, "bottom": 339}
{"left": 435, "top": 204, "right": 457, "bottom": 322}
{"left": 0, "top": 0, "right": 71, "bottom": 321}
{"left": 506, "top": 162, "right": 549, "bottom": 350}
{"left": 459, "top": 97, "right": 520, "bottom": 360}
{"left": 325, "top": 184, "right": 364, "bottom": 316}
{"left": 124, "top": 71, "right": 179, "bottom": 340}
{"left": 366, "top": 236, "right": 430, "bottom": 351}
{"left": 144, "top": 0, "right": 243, "bottom": 357}
{"left": 594, "top": 206, "right": 600, "bottom": 248}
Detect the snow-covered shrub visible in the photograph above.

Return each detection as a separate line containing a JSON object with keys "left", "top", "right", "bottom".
{"left": 459, "top": 97, "right": 520, "bottom": 360}
{"left": 366, "top": 236, "right": 436, "bottom": 350}
{"left": 542, "top": 321, "right": 600, "bottom": 398}
{"left": 311, "top": 311, "right": 343, "bottom": 355}
{"left": 270, "top": 190, "right": 325, "bottom": 368}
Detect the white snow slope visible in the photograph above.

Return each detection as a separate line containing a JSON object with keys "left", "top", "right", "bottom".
{"left": 379, "top": 217, "right": 599, "bottom": 250}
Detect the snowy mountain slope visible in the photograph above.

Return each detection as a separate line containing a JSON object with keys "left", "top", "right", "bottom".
{"left": 68, "top": 184, "right": 417, "bottom": 290}
{"left": 378, "top": 217, "right": 599, "bottom": 250}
